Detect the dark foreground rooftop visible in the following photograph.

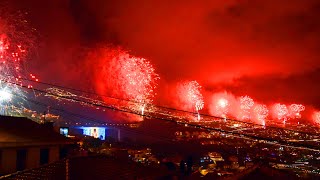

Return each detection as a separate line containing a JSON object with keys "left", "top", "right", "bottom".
{"left": 1, "top": 156, "right": 174, "bottom": 180}
{"left": 0, "top": 115, "right": 70, "bottom": 147}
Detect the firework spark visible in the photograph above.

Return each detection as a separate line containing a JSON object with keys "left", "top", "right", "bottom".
{"left": 97, "top": 48, "right": 159, "bottom": 115}
{"left": 288, "top": 104, "right": 305, "bottom": 119}
{"left": 239, "top": 95, "right": 254, "bottom": 121}
{"left": 217, "top": 98, "right": 229, "bottom": 116}
{"left": 272, "top": 103, "right": 288, "bottom": 124}
{"left": 312, "top": 111, "right": 320, "bottom": 125}
{"left": 208, "top": 92, "right": 237, "bottom": 120}
{"left": 176, "top": 80, "right": 204, "bottom": 121}
{"left": 253, "top": 104, "right": 268, "bottom": 126}
{"left": 0, "top": 8, "right": 38, "bottom": 113}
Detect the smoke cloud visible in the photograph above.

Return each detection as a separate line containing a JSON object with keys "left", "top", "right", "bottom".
{"left": 10, "top": 0, "right": 320, "bottom": 108}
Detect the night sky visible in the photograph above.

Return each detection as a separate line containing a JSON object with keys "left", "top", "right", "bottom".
{"left": 9, "top": 0, "right": 320, "bottom": 110}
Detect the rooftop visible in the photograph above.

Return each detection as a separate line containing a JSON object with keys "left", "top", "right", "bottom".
{"left": 0, "top": 116, "right": 71, "bottom": 148}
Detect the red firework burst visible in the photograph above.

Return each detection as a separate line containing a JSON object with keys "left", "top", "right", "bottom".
{"left": 176, "top": 80, "right": 204, "bottom": 112}
{"left": 97, "top": 48, "right": 159, "bottom": 109}
{"left": 239, "top": 95, "right": 254, "bottom": 120}
{"left": 253, "top": 104, "right": 268, "bottom": 126}
{"left": 216, "top": 98, "right": 229, "bottom": 116}
{"left": 272, "top": 103, "right": 288, "bottom": 123}
{"left": 312, "top": 111, "right": 320, "bottom": 125}
{"left": 288, "top": 104, "right": 305, "bottom": 119}
{"left": 0, "top": 8, "right": 38, "bottom": 95}
{"left": 208, "top": 92, "right": 236, "bottom": 118}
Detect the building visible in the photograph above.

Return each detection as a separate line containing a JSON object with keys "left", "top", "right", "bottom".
{"left": 228, "top": 156, "right": 240, "bottom": 169}
{"left": 208, "top": 152, "right": 224, "bottom": 163}
{"left": 67, "top": 126, "right": 121, "bottom": 141}
{"left": 128, "top": 148, "right": 153, "bottom": 163}
{"left": 0, "top": 116, "right": 73, "bottom": 175}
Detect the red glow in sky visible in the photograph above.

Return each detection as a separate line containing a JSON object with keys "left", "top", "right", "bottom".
{"left": 18, "top": 0, "right": 320, "bottom": 107}
{"left": 5, "top": 0, "right": 320, "bottom": 123}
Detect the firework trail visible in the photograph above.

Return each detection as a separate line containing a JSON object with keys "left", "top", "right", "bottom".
{"left": 253, "top": 104, "right": 268, "bottom": 126}
{"left": 238, "top": 95, "right": 254, "bottom": 121}
{"left": 176, "top": 80, "right": 204, "bottom": 121}
{"left": 96, "top": 48, "right": 159, "bottom": 115}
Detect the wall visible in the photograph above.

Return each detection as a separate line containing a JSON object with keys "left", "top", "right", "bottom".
{"left": 0, "top": 145, "right": 61, "bottom": 175}
{"left": 27, "top": 147, "right": 40, "bottom": 169}
{"left": 0, "top": 149, "right": 17, "bottom": 175}
{"left": 49, "top": 146, "right": 59, "bottom": 163}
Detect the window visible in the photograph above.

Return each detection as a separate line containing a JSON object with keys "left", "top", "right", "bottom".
{"left": 16, "top": 149, "right": 27, "bottom": 171}
{"left": 59, "top": 148, "right": 67, "bottom": 159}
{"left": 40, "top": 148, "right": 49, "bottom": 165}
